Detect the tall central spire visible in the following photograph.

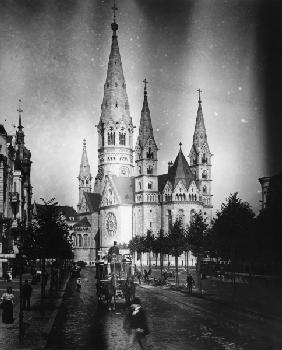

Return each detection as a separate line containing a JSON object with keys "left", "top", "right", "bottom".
{"left": 193, "top": 89, "right": 207, "bottom": 149}
{"left": 99, "top": 0, "right": 131, "bottom": 124}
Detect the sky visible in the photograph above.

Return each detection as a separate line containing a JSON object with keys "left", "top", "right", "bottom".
{"left": 0, "top": 0, "right": 281, "bottom": 215}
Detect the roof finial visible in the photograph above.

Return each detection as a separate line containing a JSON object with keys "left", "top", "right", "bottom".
{"left": 83, "top": 139, "right": 86, "bottom": 148}
{"left": 197, "top": 88, "right": 202, "bottom": 104}
{"left": 17, "top": 99, "right": 23, "bottom": 129}
{"left": 143, "top": 78, "right": 148, "bottom": 95}
{"left": 111, "top": 0, "right": 118, "bottom": 34}
{"left": 179, "top": 142, "right": 182, "bottom": 149}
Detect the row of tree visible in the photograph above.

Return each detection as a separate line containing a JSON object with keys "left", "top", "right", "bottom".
{"left": 129, "top": 192, "right": 282, "bottom": 287}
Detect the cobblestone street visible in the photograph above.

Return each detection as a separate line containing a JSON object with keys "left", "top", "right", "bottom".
{"left": 47, "top": 268, "right": 282, "bottom": 350}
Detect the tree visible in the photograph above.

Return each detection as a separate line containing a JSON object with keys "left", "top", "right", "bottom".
{"left": 144, "top": 230, "right": 154, "bottom": 268}
{"left": 167, "top": 220, "right": 186, "bottom": 287}
{"left": 210, "top": 193, "right": 255, "bottom": 299}
{"left": 186, "top": 212, "right": 209, "bottom": 293}
{"left": 128, "top": 235, "right": 146, "bottom": 273}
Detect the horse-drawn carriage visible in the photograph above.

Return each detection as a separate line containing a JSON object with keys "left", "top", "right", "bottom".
{"left": 95, "top": 253, "right": 135, "bottom": 310}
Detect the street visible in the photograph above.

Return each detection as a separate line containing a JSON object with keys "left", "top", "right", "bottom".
{"left": 47, "top": 268, "right": 281, "bottom": 350}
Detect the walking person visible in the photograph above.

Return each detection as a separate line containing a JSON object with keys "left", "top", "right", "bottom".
{"left": 123, "top": 297, "right": 150, "bottom": 349}
{"left": 76, "top": 277, "right": 82, "bottom": 291}
{"left": 22, "top": 280, "right": 32, "bottom": 310}
{"left": 186, "top": 274, "right": 194, "bottom": 294}
{"left": 1, "top": 287, "right": 14, "bottom": 323}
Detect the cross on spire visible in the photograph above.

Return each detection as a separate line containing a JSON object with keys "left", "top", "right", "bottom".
{"left": 112, "top": 0, "right": 118, "bottom": 23}
{"left": 143, "top": 78, "right": 148, "bottom": 93}
{"left": 197, "top": 88, "right": 202, "bottom": 104}
{"left": 17, "top": 99, "right": 23, "bottom": 129}
{"left": 83, "top": 139, "right": 86, "bottom": 148}
{"left": 179, "top": 142, "right": 182, "bottom": 148}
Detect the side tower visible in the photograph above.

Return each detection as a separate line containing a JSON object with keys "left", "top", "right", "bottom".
{"left": 134, "top": 80, "right": 160, "bottom": 235}
{"left": 94, "top": 6, "right": 134, "bottom": 193}
{"left": 77, "top": 139, "right": 92, "bottom": 213}
{"left": 189, "top": 90, "right": 213, "bottom": 219}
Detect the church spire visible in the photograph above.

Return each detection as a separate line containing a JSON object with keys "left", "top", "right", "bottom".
{"left": 193, "top": 89, "right": 207, "bottom": 149}
{"left": 136, "top": 79, "right": 154, "bottom": 148}
{"left": 99, "top": 0, "right": 131, "bottom": 125}
{"left": 16, "top": 99, "right": 25, "bottom": 145}
{"left": 79, "top": 139, "right": 91, "bottom": 180}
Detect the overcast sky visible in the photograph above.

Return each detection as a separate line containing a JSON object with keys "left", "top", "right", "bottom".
{"left": 1, "top": 0, "right": 281, "bottom": 214}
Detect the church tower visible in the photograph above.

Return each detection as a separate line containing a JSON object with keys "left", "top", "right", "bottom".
{"left": 77, "top": 139, "right": 92, "bottom": 213}
{"left": 134, "top": 81, "right": 159, "bottom": 235}
{"left": 94, "top": 3, "right": 134, "bottom": 193}
{"left": 189, "top": 90, "right": 212, "bottom": 214}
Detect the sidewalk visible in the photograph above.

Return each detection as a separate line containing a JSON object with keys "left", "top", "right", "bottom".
{"left": 0, "top": 273, "right": 70, "bottom": 350}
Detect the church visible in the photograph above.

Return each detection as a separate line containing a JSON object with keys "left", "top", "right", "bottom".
{"left": 73, "top": 7, "right": 213, "bottom": 264}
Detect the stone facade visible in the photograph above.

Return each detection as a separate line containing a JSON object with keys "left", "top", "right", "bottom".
{"left": 0, "top": 101, "right": 32, "bottom": 277}
{"left": 77, "top": 13, "right": 213, "bottom": 259}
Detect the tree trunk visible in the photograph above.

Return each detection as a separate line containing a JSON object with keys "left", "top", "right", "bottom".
{"left": 196, "top": 253, "right": 202, "bottom": 294}
{"left": 167, "top": 254, "right": 170, "bottom": 269}
{"left": 160, "top": 253, "right": 163, "bottom": 276}
{"left": 140, "top": 253, "right": 143, "bottom": 274}
{"left": 175, "top": 256, "right": 179, "bottom": 287}
{"left": 155, "top": 253, "right": 158, "bottom": 267}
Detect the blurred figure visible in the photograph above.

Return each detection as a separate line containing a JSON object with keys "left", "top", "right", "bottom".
{"left": 1, "top": 287, "right": 14, "bottom": 323}
{"left": 76, "top": 277, "right": 82, "bottom": 291}
{"left": 22, "top": 280, "right": 32, "bottom": 310}
{"left": 186, "top": 274, "right": 194, "bottom": 294}
{"left": 123, "top": 297, "right": 150, "bottom": 349}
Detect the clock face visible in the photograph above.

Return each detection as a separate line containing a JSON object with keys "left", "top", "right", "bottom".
{"left": 106, "top": 212, "right": 117, "bottom": 237}
{"left": 120, "top": 166, "right": 129, "bottom": 176}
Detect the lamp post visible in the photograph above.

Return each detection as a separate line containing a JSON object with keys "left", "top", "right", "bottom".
{"left": 18, "top": 233, "right": 24, "bottom": 344}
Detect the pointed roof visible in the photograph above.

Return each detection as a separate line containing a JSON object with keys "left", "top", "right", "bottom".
{"left": 136, "top": 80, "right": 155, "bottom": 148}
{"left": 79, "top": 139, "right": 92, "bottom": 179}
{"left": 84, "top": 192, "right": 101, "bottom": 212}
{"left": 74, "top": 216, "right": 91, "bottom": 229}
{"left": 168, "top": 144, "right": 195, "bottom": 189}
{"left": 99, "top": 7, "right": 132, "bottom": 125}
{"left": 192, "top": 91, "right": 207, "bottom": 150}
{"left": 111, "top": 175, "right": 135, "bottom": 204}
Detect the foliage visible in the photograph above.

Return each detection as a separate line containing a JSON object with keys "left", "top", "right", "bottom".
{"left": 167, "top": 219, "right": 186, "bottom": 258}
{"left": 128, "top": 235, "right": 146, "bottom": 256}
{"left": 16, "top": 198, "right": 73, "bottom": 260}
{"left": 186, "top": 212, "right": 209, "bottom": 258}
{"left": 210, "top": 192, "right": 255, "bottom": 264}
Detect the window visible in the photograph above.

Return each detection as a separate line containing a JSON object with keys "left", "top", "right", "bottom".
{"left": 202, "top": 153, "right": 207, "bottom": 164}
{"left": 203, "top": 185, "right": 207, "bottom": 194}
{"left": 83, "top": 234, "right": 88, "bottom": 248}
{"left": 119, "top": 131, "right": 126, "bottom": 145}
{"left": 147, "top": 166, "right": 153, "bottom": 175}
{"left": 202, "top": 170, "right": 207, "bottom": 179}
{"left": 108, "top": 128, "right": 115, "bottom": 145}
{"left": 115, "top": 101, "right": 118, "bottom": 108}
{"left": 146, "top": 147, "right": 153, "bottom": 159}
{"left": 115, "top": 82, "right": 118, "bottom": 87}
{"left": 139, "top": 182, "right": 141, "bottom": 190}
{"left": 139, "top": 166, "right": 141, "bottom": 175}
{"left": 78, "top": 234, "right": 82, "bottom": 247}
{"left": 148, "top": 182, "right": 152, "bottom": 190}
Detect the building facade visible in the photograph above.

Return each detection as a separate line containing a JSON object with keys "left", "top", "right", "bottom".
{"left": 77, "top": 9, "right": 213, "bottom": 261}
{"left": 0, "top": 101, "right": 32, "bottom": 276}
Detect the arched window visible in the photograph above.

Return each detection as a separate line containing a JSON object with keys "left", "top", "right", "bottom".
{"left": 119, "top": 128, "right": 126, "bottom": 145}
{"left": 190, "top": 209, "right": 196, "bottom": 221}
{"left": 147, "top": 166, "right": 153, "bottom": 174}
{"left": 202, "top": 153, "right": 207, "bottom": 164}
{"left": 115, "top": 101, "right": 118, "bottom": 108}
{"left": 148, "top": 182, "right": 152, "bottom": 190}
{"left": 139, "top": 166, "right": 141, "bottom": 175}
{"left": 87, "top": 236, "right": 90, "bottom": 247}
{"left": 189, "top": 194, "right": 191, "bottom": 201}
{"left": 176, "top": 194, "right": 179, "bottom": 201}
{"left": 108, "top": 127, "right": 115, "bottom": 145}
{"left": 183, "top": 193, "right": 186, "bottom": 201}
{"left": 203, "top": 185, "right": 207, "bottom": 194}
{"left": 178, "top": 209, "right": 185, "bottom": 225}
{"left": 83, "top": 234, "right": 88, "bottom": 248}
{"left": 139, "top": 182, "right": 141, "bottom": 190}
{"left": 78, "top": 234, "right": 82, "bottom": 247}
{"left": 146, "top": 147, "right": 153, "bottom": 159}
{"left": 202, "top": 170, "right": 207, "bottom": 179}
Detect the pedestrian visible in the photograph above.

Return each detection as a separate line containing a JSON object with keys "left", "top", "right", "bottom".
{"left": 76, "top": 277, "right": 82, "bottom": 291}
{"left": 22, "top": 280, "right": 32, "bottom": 310}
{"left": 186, "top": 274, "right": 194, "bottom": 294}
{"left": 123, "top": 297, "right": 150, "bottom": 349}
{"left": 0, "top": 287, "right": 14, "bottom": 323}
